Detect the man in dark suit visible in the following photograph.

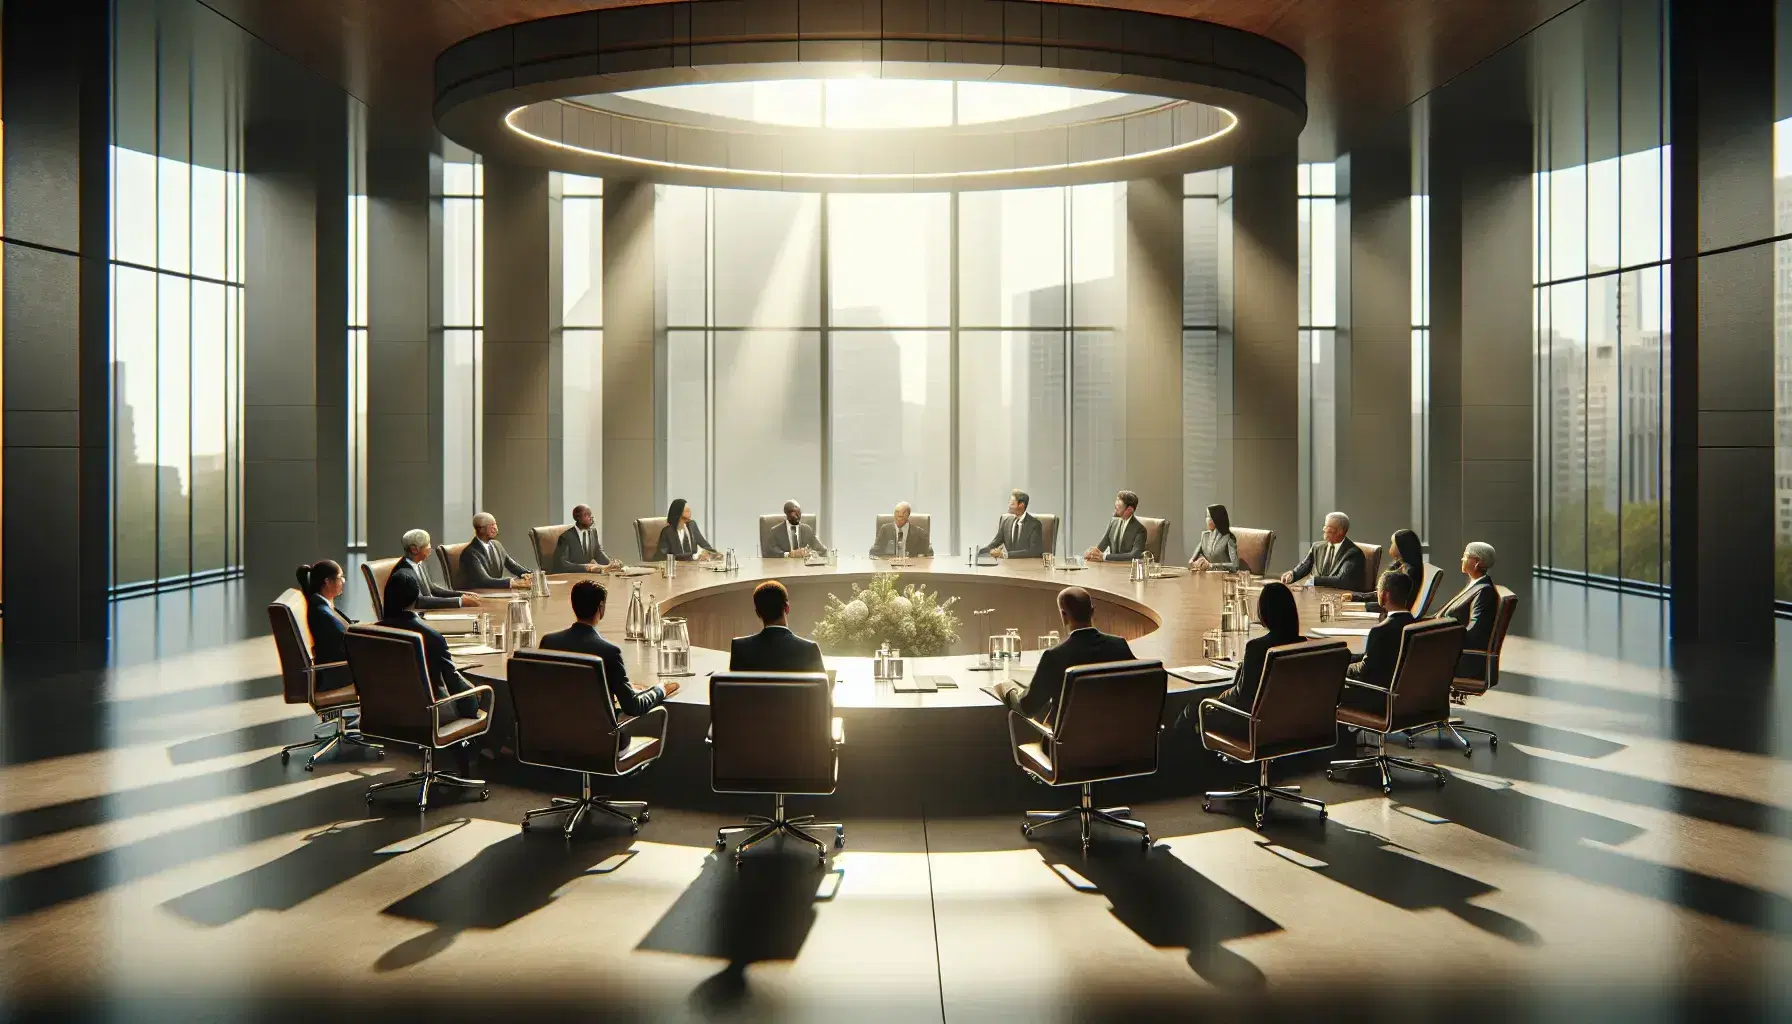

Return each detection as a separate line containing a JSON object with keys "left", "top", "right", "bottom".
{"left": 378, "top": 568, "right": 485, "bottom": 721}
{"left": 979, "top": 489, "right": 1046, "bottom": 559}
{"left": 552, "top": 504, "right": 615, "bottom": 573}
{"left": 870, "top": 502, "right": 933, "bottom": 557}
{"left": 993, "top": 587, "right": 1135, "bottom": 720}
{"left": 1435, "top": 541, "right": 1500, "bottom": 680}
{"left": 459, "top": 512, "right": 533, "bottom": 590}
{"left": 767, "top": 500, "right": 828, "bottom": 558}
{"left": 539, "top": 580, "right": 679, "bottom": 715}
{"left": 1281, "top": 511, "right": 1368, "bottom": 592}
{"left": 388, "top": 529, "right": 481, "bottom": 613}
{"left": 1346, "top": 571, "right": 1417, "bottom": 690}
{"left": 729, "top": 580, "right": 827, "bottom": 673}
{"left": 1084, "top": 490, "right": 1147, "bottom": 563}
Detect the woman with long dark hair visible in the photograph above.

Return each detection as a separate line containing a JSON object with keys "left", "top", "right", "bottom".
{"left": 1217, "top": 581, "right": 1305, "bottom": 711}
{"left": 1349, "top": 528, "right": 1424, "bottom": 607}
{"left": 1188, "top": 503, "right": 1239, "bottom": 572}
{"left": 658, "top": 498, "right": 718, "bottom": 561}
{"left": 297, "top": 560, "right": 354, "bottom": 666}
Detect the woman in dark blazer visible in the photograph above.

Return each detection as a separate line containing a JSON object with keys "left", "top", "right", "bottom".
{"left": 1218, "top": 582, "right": 1306, "bottom": 712}
{"left": 298, "top": 560, "right": 354, "bottom": 666}
{"left": 1188, "top": 503, "right": 1240, "bottom": 571}
{"left": 658, "top": 498, "right": 718, "bottom": 561}
{"left": 1349, "top": 528, "right": 1424, "bottom": 608}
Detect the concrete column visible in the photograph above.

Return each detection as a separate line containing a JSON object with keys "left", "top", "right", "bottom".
{"left": 1335, "top": 131, "right": 1413, "bottom": 551}
{"left": 1669, "top": 0, "right": 1776, "bottom": 646}
{"left": 480, "top": 162, "right": 562, "bottom": 552}
{"left": 601, "top": 178, "right": 661, "bottom": 561}
{"left": 1124, "top": 176, "right": 1186, "bottom": 560}
{"left": 366, "top": 143, "right": 444, "bottom": 558}
{"left": 1, "top": 0, "right": 112, "bottom": 645}
{"left": 1227, "top": 150, "right": 1301, "bottom": 568}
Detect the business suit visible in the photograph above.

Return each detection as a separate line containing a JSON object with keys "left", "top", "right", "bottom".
{"left": 552, "top": 526, "right": 611, "bottom": 573}
{"left": 980, "top": 512, "right": 1045, "bottom": 558}
{"left": 1218, "top": 630, "right": 1306, "bottom": 712}
{"left": 1288, "top": 540, "right": 1368, "bottom": 592}
{"left": 1191, "top": 529, "right": 1239, "bottom": 571}
{"left": 539, "top": 621, "right": 669, "bottom": 717}
{"left": 1435, "top": 575, "right": 1498, "bottom": 679}
{"left": 1348, "top": 559, "right": 1421, "bottom": 606}
{"left": 304, "top": 592, "right": 357, "bottom": 692}
{"left": 381, "top": 608, "right": 481, "bottom": 719}
{"left": 387, "top": 557, "right": 465, "bottom": 612}
{"left": 729, "top": 625, "right": 827, "bottom": 674}
{"left": 459, "top": 538, "right": 527, "bottom": 589}
{"left": 766, "top": 519, "right": 828, "bottom": 557}
{"left": 870, "top": 520, "right": 932, "bottom": 557}
{"left": 1003, "top": 626, "right": 1135, "bottom": 720}
{"left": 1093, "top": 515, "right": 1147, "bottom": 562}
{"left": 658, "top": 521, "right": 715, "bottom": 561}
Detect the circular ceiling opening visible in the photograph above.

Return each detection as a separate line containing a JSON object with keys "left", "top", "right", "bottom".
{"left": 595, "top": 79, "right": 1139, "bottom": 130}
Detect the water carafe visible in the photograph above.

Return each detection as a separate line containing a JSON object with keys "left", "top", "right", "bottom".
{"left": 531, "top": 567, "right": 550, "bottom": 597}
{"left": 645, "top": 599, "right": 663, "bottom": 644}
{"left": 1130, "top": 557, "right": 1146, "bottom": 582}
{"left": 506, "top": 596, "right": 535, "bottom": 651}
{"left": 657, "top": 616, "right": 692, "bottom": 676}
{"left": 624, "top": 581, "right": 647, "bottom": 640}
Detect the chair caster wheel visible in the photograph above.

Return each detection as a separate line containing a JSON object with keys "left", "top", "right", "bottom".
{"left": 281, "top": 751, "right": 291, "bottom": 763}
{"left": 835, "top": 835, "right": 846, "bottom": 848}
{"left": 1406, "top": 737, "right": 1416, "bottom": 748}
{"left": 638, "top": 810, "right": 651, "bottom": 823}
{"left": 1381, "top": 786, "right": 1392, "bottom": 795}
{"left": 1324, "top": 770, "right": 1335, "bottom": 780}
{"left": 630, "top": 824, "right": 640, "bottom": 834}
{"left": 1319, "top": 809, "right": 1328, "bottom": 819}
{"left": 304, "top": 762, "right": 315, "bottom": 772}
{"left": 1252, "top": 816, "right": 1265, "bottom": 830}
{"left": 733, "top": 856, "right": 744, "bottom": 868}
{"left": 1489, "top": 738, "right": 1498, "bottom": 749}
{"left": 1141, "top": 836, "right": 1153, "bottom": 850}
{"left": 1201, "top": 800, "right": 1211, "bottom": 812}
{"left": 521, "top": 821, "right": 530, "bottom": 832}
{"left": 1435, "top": 776, "right": 1447, "bottom": 787}
{"left": 479, "top": 789, "right": 491, "bottom": 801}
{"left": 1020, "top": 824, "right": 1032, "bottom": 837}
{"left": 365, "top": 794, "right": 374, "bottom": 804}
{"left": 716, "top": 837, "right": 727, "bottom": 848}
{"left": 376, "top": 750, "right": 387, "bottom": 760}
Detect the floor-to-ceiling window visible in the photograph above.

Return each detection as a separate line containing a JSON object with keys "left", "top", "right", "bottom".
{"left": 1411, "top": 104, "right": 1432, "bottom": 543}
{"left": 560, "top": 172, "right": 604, "bottom": 517}
{"left": 347, "top": 99, "right": 369, "bottom": 551}
{"left": 442, "top": 152, "right": 483, "bottom": 533}
{"left": 1183, "top": 170, "right": 1228, "bottom": 538}
{"left": 1298, "top": 162, "right": 1339, "bottom": 548}
{"left": 110, "top": 1, "right": 244, "bottom": 594}
{"left": 1532, "top": 0, "right": 1670, "bottom": 590}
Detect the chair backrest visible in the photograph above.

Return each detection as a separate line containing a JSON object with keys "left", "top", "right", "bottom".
{"left": 343, "top": 624, "right": 437, "bottom": 746}
{"left": 1034, "top": 513, "right": 1059, "bottom": 555}
{"left": 362, "top": 557, "right": 402, "bottom": 620}
{"left": 507, "top": 649, "right": 622, "bottom": 770}
{"left": 1386, "top": 619, "right": 1466, "bottom": 731}
{"left": 1249, "top": 639, "right": 1352, "bottom": 759}
{"left": 709, "top": 672, "right": 836, "bottom": 795}
{"left": 636, "top": 517, "right": 669, "bottom": 561}
{"left": 530, "top": 524, "right": 574, "bottom": 569}
{"left": 1356, "top": 542, "right": 1384, "bottom": 590}
{"left": 1049, "top": 659, "right": 1168, "bottom": 785}
{"left": 268, "top": 589, "right": 318, "bottom": 705}
{"left": 1136, "top": 517, "right": 1170, "bottom": 561}
{"left": 873, "top": 513, "right": 931, "bottom": 543}
{"left": 1415, "top": 561, "right": 1445, "bottom": 616}
{"left": 759, "top": 513, "right": 819, "bottom": 556}
{"left": 436, "top": 541, "right": 472, "bottom": 590}
{"left": 1232, "top": 527, "right": 1276, "bottom": 575}
{"left": 1484, "top": 587, "right": 1519, "bottom": 687}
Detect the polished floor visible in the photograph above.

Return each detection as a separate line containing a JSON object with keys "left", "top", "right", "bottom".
{"left": 2, "top": 580, "right": 1790, "bottom": 1020}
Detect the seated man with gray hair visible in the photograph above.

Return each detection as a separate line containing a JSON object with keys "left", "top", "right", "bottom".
{"left": 1281, "top": 511, "right": 1368, "bottom": 592}
{"left": 1435, "top": 541, "right": 1500, "bottom": 680}
{"left": 387, "top": 528, "right": 480, "bottom": 613}
{"left": 870, "top": 501, "right": 933, "bottom": 557}
{"left": 459, "top": 512, "right": 532, "bottom": 590}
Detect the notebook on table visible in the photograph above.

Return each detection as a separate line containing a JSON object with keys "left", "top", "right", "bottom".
{"left": 1168, "top": 665, "right": 1234, "bottom": 684}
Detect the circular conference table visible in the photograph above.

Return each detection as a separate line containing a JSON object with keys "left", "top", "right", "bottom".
{"left": 459, "top": 556, "right": 1373, "bottom": 816}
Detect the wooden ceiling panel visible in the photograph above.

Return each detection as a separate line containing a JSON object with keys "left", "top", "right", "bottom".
{"left": 197, "top": 0, "right": 1582, "bottom": 155}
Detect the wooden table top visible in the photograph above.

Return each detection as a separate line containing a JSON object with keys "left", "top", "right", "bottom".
{"left": 459, "top": 555, "right": 1371, "bottom": 709}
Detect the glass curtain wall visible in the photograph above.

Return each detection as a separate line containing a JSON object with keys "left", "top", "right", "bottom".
{"left": 347, "top": 99, "right": 368, "bottom": 550}
{"left": 110, "top": 0, "right": 245, "bottom": 593}
{"left": 1298, "top": 163, "right": 1339, "bottom": 548}
{"left": 1183, "top": 170, "right": 1227, "bottom": 538}
{"left": 443, "top": 155, "right": 483, "bottom": 533}
{"left": 560, "top": 173, "right": 604, "bottom": 516}
{"left": 1532, "top": 0, "right": 1671, "bottom": 590}
{"left": 1411, "top": 103, "right": 1432, "bottom": 541}
{"left": 658, "top": 182, "right": 1145, "bottom": 560}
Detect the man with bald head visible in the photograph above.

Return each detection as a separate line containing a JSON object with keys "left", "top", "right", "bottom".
{"left": 992, "top": 586, "right": 1135, "bottom": 720}
{"left": 459, "top": 512, "right": 532, "bottom": 589}
{"left": 870, "top": 501, "right": 934, "bottom": 557}
{"left": 552, "top": 504, "right": 615, "bottom": 574}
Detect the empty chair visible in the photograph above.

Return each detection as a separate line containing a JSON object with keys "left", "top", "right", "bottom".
{"left": 635, "top": 516, "right": 669, "bottom": 561}
{"left": 1327, "top": 619, "right": 1465, "bottom": 792}
{"left": 1414, "top": 561, "right": 1445, "bottom": 617}
{"left": 1406, "top": 586, "right": 1518, "bottom": 752}
{"left": 1010, "top": 660, "right": 1168, "bottom": 852}
{"left": 709, "top": 671, "right": 845, "bottom": 865}
{"left": 509, "top": 648, "right": 668, "bottom": 838}
{"left": 1034, "top": 513, "right": 1060, "bottom": 557}
{"left": 1356, "top": 542, "right": 1384, "bottom": 591}
{"left": 345, "top": 624, "right": 493, "bottom": 807}
{"left": 435, "top": 541, "right": 472, "bottom": 590}
{"left": 361, "top": 557, "right": 402, "bottom": 620}
{"left": 1136, "top": 517, "right": 1171, "bottom": 563}
{"left": 1199, "top": 639, "right": 1352, "bottom": 828}
{"left": 1232, "top": 528, "right": 1277, "bottom": 576}
{"left": 267, "top": 590, "right": 382, "bottom": 770}
{"left": 530, "top": 524, "right": 574, "bottom": 571}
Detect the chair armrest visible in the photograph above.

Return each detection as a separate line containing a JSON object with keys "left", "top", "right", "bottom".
{"left": 1007, "top": 711, "right": 1055, "bottom": 742}
{"left": 1198, "top": 697, "right": 1251, "bottom": 721}
{"left": 832, "top": 717, "right": 846, "bottom": 747}
{"left": 1342, "top": 679, "right": 1391, "bottom": 695}
{"left": 428, "top": 684, "right": 495, "bottom": 732}
{"left": 305, "top": 660, "right": 350, "bottom": 702}
{"left": 1197, "top": 697, "right": 1252, "bottom": 751}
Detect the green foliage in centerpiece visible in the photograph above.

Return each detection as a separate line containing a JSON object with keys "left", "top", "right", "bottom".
{"left": 811, "top": 574, "right": 960, "bottom": 656}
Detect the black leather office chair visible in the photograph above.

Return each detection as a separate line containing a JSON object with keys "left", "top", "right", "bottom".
{"left": 709, "top": 671, "right": 845, "bottom": 865}
{"left": 1406, "top": 586, "right": 1518, "bottom": 752}
{"left": 1199, "top": 639, "right": 1352, "bottom": 827}
{"left": 1327, "top": 619, "right": 1465, "bottom": 792}
{"left": 345, "top": 624, "right": 493, "bottom": 807}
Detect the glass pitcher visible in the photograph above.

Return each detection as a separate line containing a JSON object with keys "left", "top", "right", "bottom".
{"left": 1002, "top": 627, "right": 1022, "bottom": 661}
{"left": 506, "top": 596, "right": 535, "bottom": 651}
{"left": 645, "top": 600, "right": 663, "bottom": 643}
{"left": 625, "top": 581, "right": 646, "bottom": 640}
{"left": 657, "top": 616, "right": 692, "bottom": 676}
